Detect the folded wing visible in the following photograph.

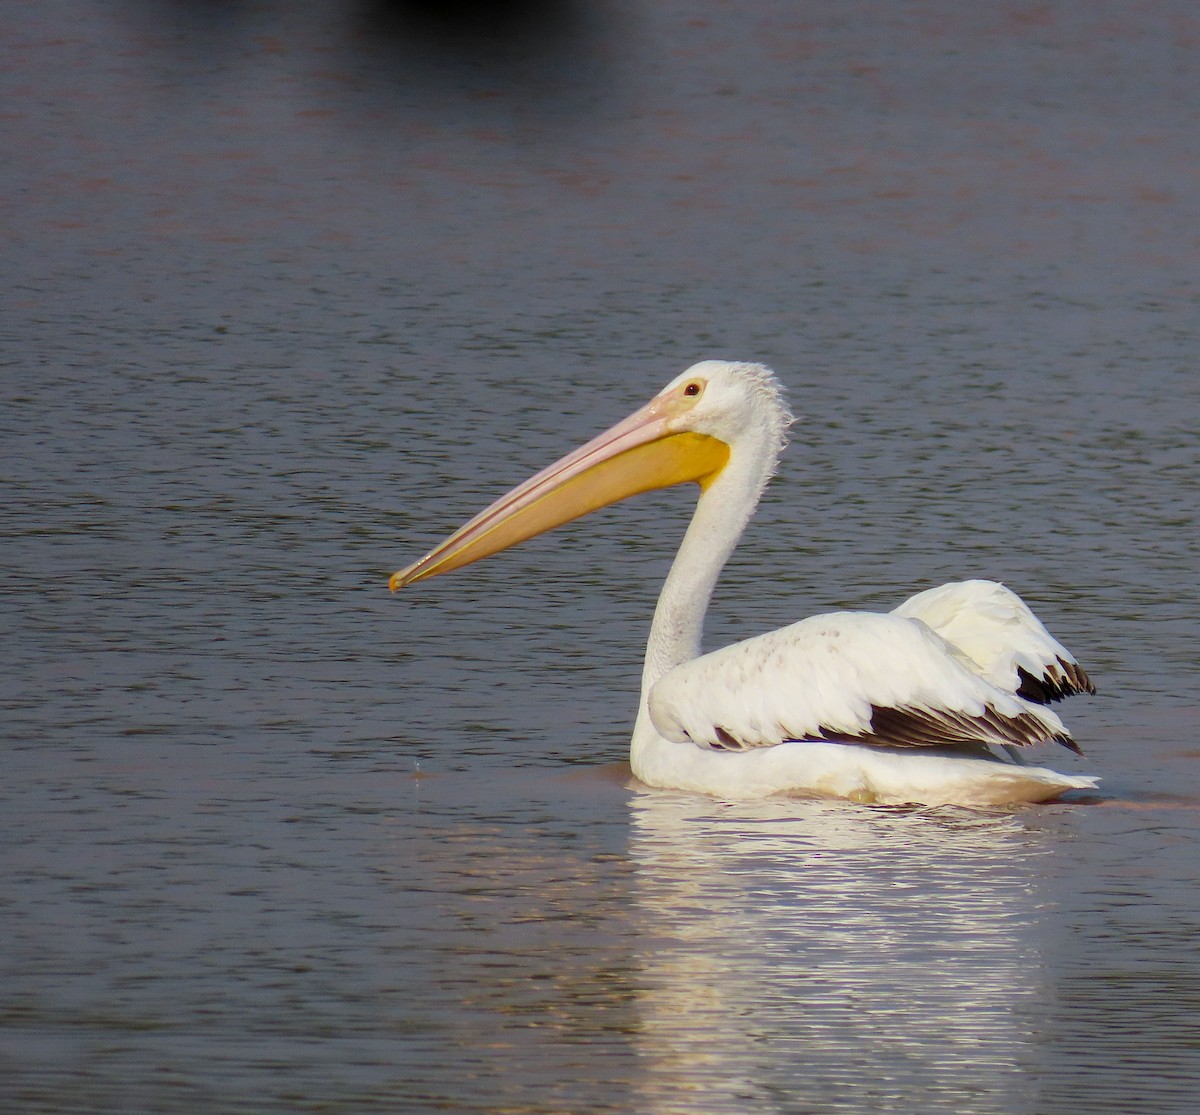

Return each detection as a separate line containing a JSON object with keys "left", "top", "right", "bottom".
{"left": 892, "top": 580, "right": 1095, "bottom": 703}
{"left": 648, "top": 595, "right": 1087, "bottom": 755}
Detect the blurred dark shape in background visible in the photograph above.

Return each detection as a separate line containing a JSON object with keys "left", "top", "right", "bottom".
{"left": 353, "top": 0, "right": 613, "bottom": 117}
{"left": 360, "top": 0, "right": 589, "bottom": 53}
{"left": 118, "top": 0, "right": 615, "bottom": 124}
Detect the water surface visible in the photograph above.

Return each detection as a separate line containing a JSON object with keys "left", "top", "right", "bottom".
{"left": 3, "top": 1, "right": 1199, "bottom": 1111}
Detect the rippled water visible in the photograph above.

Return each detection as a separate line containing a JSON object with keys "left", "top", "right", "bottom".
{"left": 4, "top": 1, "right": 1200, "bottom": 1112}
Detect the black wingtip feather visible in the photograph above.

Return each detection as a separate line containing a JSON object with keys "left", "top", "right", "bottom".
{"left": 1017, "top": 657, "right": 1097, "bottom": 704}
{"left": 778, "top": 702, "right": 1084, "bottom": 756}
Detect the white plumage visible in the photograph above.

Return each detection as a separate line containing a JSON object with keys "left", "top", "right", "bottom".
{"left": 648, "top": 603, "right": 1071, "bottom": 752}
{"left": 391, "top": 360, "right": 1097, "bottom": 807}
{"left": 894, "top": 579, "right": 1094, "bottom": 702}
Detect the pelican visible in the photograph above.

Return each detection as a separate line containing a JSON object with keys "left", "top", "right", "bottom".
{"left": 390, "top": 361, "right": 1097, "bottom": 807}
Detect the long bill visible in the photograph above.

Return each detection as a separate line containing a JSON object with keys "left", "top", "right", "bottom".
{"left": 389, "top": 396, "right": 730, "bottom": 591}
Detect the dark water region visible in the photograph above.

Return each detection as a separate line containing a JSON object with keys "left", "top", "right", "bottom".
{"left": 3, "top": 1, "right": 1200, "bottom": 1111}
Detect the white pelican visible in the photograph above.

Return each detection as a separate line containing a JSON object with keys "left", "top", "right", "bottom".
{"left": 390, "top": 361, "right": 1097, "bottom": 807}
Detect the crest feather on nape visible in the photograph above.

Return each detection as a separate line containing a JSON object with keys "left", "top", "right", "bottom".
{"left": 730, "top": 361, "right": 795, "bottom": 463}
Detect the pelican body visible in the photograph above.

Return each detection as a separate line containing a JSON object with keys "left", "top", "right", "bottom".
{"left": 391, "top": 361, "right": 1096, "bottom": 807}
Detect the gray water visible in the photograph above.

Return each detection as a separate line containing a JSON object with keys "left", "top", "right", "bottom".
{"left": 3, "top": 1, "right": 1199, "bottom": 1111}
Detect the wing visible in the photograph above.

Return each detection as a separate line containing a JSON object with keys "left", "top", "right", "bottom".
{"left": 892, "top": 580, "right": 1095, "bottom": 704}
{"left": 647, "top": 610, "right": 1080, "bottom": 755}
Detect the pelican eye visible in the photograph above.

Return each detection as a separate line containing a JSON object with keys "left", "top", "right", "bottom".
{"left": 683, "top": 381, "right": 703, "bottom": 397}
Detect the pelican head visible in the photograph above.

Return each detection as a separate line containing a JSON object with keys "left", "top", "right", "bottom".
{"left": 389, "top": 360, "right": 792, "bottom": 591}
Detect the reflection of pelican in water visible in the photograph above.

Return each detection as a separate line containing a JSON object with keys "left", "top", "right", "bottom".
{"left": 391, "top": 360, "right": 1095, "bottom": 806}
{"left": 627, "top": 792, "right": 1053, "bottom": 1113}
